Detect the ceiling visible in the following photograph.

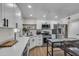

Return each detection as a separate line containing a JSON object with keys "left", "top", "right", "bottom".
{"left": 17, "top": 3, "right": 79, "bottom": 20}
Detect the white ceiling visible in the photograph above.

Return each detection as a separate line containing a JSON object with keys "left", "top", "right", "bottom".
{"left": 17, "top": 3, "right": 79, "bottom": 20}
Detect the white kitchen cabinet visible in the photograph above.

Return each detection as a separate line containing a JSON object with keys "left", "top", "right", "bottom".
{"left": 30, "top": 36, "right": 35, "bottom": 49}
{"left": 29, "top": 35, "right": 43, "bottom": 49}
{"left": 14, "top": 7, "right": 23, "bottom": 29}
{"left": 0, "top": 4, "right": 15, "bottom": 28}
{"left": 51, "top": 24, "right": 54, "bottom": 29}
{"left": 0, "top": 4, "right": 22, "bottom": 29}
{"left": 36, "top": 23, "right": 42, "bottom": 29}
{"left": 36, "top": 35, "right": 43, "bottom": 46}
{"left": 5, "top": 4, "right": 15, "bottom": 28}
{"left": 0, "top": 4, "right": 2, "bottom": 27}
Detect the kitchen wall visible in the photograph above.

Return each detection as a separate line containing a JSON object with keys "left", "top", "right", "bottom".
{"left": 23, "top": 18, "right": 58, "bottom": 36}
{"left": 68, "top": 21, "right": 79, "bottom": 38}
{"left": 60, "top": 13, "right": 79, "bottom": 38}
{"left": 0, "top": 3, "right": 23, "bottom": 42}
{"left": 23, "top": 13, "right": 79, "bottom": 39}
{"left": 23, "top": 19, "right": 58, "bottom": 29}
{"left": 23, "top": 19, "right": 37, "bottom": 24}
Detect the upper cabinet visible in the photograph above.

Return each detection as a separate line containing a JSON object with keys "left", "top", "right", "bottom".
{"left": 37, "top": 23, "right": 42, "bottom": 29}
{"left": 0, "top": 4, "right": 2, "bottom": 27}
{"left": 0, "top": 3, "right": 23, "bottom": 29}
{"left": 13, "top": 5, "right": 22, "bottom": 29}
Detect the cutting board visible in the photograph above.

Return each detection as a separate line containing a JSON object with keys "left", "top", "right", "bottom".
{"left": 0, "top": 40, "right": 17, "bottom": 47}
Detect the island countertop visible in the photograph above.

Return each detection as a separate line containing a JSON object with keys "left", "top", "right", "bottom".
{"left": 47, "top": 38, "right": 79, "bottom": 43}
{"left": 0, "top": 36, "right": 29, "bottom": 56}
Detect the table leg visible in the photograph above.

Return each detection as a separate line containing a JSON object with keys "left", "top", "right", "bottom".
{"left": 63, "top": 42, "right": 67, "bottom": 56}
{"left": 64, "top": 51, "right": 67, "bottom": 56}
{"left": 52, "top": 43, "right": 53, "bottom": 56}
{"left": 47, "top": 40, "right": 48, "bottom": 56}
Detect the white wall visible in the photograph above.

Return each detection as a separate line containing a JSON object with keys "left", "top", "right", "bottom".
{"left": 0, "top": 29, "right": 14, "bottom": 42}
{"left": 0, "top": 3, "right": 23, "bottom": 42}
{"left": 68, "top": 21, "right": 79, "bottom": 38}
{"left": 23, "top": 19, "right": 37, "bottom": 24}
{"left": 60, "top": 13, "right": 79, "bottom": 38}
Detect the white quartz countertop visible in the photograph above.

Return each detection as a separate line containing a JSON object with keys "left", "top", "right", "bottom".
{"left": 48, "top": 38, "right": 79, "bottom": 43}
{"left": 0, "top": 37, "right": 29, "bottom": 56}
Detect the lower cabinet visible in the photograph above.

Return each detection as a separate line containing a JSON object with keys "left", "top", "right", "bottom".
{"left": 22, "top": 45, "right": 27, "bottom": 56}
{"left": 36, "top": 35, "right": 43, "bottom": 46}
{"left": 29, "top": 36, "right": 36, "bottom": 49}
{"left": 22, "top": 35, "right": 43, "bottom": 56}
{"left": 22, "top": 39, "right": 30, "bottom": 56}
{"left": 29, "top": 35, "right": 43, "bottom": 49}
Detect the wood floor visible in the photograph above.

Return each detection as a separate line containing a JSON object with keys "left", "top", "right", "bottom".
{"left": 29, "top": 46, "right": 67, "bottom": 56}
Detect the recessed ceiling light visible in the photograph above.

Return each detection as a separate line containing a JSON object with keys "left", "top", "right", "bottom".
{"left": 16, "top": 12, "right": 21, "bottom": 16}
{"left": 6, "top": 3, "right": 17, "bottom": 7}
{"left": 30, "top": 14, "right": 32, "bottom": 16}
{"left": 55, "top": 16, "right": 58, "bottom": 18}
{"left": 43, "top": 15, "right": 46, "bottom": 18}
{"left": 28, "top": 5, "right": 32, "bottom": 8}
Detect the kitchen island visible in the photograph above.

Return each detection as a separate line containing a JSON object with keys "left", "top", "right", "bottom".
{"left": 47, "top": 38, "right": 79, "bottom": 56}
{"left": 0, "top": 36, "right": 29, "bottom": 56}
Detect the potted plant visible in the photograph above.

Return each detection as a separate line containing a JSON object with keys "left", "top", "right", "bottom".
{"left": 22, "top": 27, "right": 27, "bottom": 35}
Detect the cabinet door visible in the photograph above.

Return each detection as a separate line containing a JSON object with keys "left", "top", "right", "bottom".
{"left": 5, "top": 4, "right": 15, "bottom": 28}
{"left": 29, "top": 36, "right": 43, "bottom": 49}
{"left": 30, "top": 36, "right": 36, "bottom": 49}
{"left": 37, "top": 38, "right": 42, "bottom": 46}
{"left": 1, "top": 4, "right": 15, "bottom": 28}
{"left": 36, "top": 35, "right": 43, "bottom": 46}
{"left": 33, "top": 36, "right": 37, "bottom": 47}
{"left": 0, "top": 4, "right": 2, "bottom": 27}
{"left": 51, "top": 24, "right": 54, "bottom": 29}
{"left": 37, "top": 24, "right": 41, "bottom": 29}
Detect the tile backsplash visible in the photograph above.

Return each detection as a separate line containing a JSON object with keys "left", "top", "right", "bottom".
{"left": 0, "top": 29, "right": 14, "bottom": 43}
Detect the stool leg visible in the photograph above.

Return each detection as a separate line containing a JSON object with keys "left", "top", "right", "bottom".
{"left": 63, "top": 42, "right": 67, "bottom": 56}
{"left": 47, "top": 40, "right": 48, "bottom": 56}
{"left": 52, "top": 43, "right": 53, "bottom": 56}
{"left": 64, "top": 51, "right": 67, "bottom": 56}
